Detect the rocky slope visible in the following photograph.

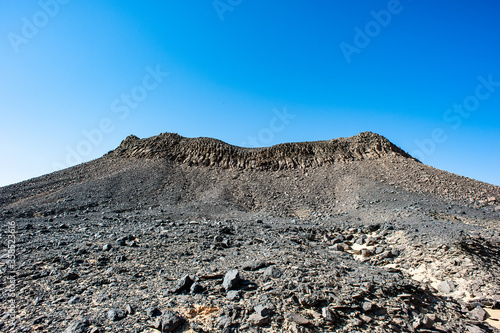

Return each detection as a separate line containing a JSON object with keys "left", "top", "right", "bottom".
{"left": 0, "top": 132, "right": 499, "bottom": 333}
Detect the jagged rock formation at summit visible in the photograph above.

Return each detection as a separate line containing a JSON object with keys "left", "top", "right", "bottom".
{"left": 109, "top": 131, "right": 415, "bottom": 170}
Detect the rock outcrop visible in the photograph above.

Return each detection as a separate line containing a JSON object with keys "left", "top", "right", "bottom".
{"left": 109, "top": 131, "right": 416, "bottom": 170}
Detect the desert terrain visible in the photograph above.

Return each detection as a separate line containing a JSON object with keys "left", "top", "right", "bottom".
{"left": 1, "top": 131, "right": 499, "bottom": 332}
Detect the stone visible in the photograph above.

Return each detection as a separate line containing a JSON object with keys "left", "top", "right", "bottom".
{"left": 97, "top": 255, "right": 109, "bottom": 266}
{"left": 286, "top": 313, "right": 310, "bottom": 326}
{"left": 125, "top": 304, "right": 134, "bottom": 314}
{"left": 351, "top": 317, "right": 363, "bottom": 326}
{"left": 355, "top": 237, "right": 366, "bottom": 245}
{"left": 68, "top": 296, "right": 82, "bottom": 304}
{"left": 466, "top": 325, "right": 487, "bottom": 333}
{"left": 33, "top": 315, "right": 45, "bottom": 325}
{"left": 63, "top": 320, "right": 89, "bottom": 333}
{"left": 146, "top": 306, "right": 162, "bottom": 317}
{"left": 248, "top": 313, "right": 270, "bottom": 326}
{"left": 223, "top": 269, "right": 241, "bottom": 290}
{"left": 102, "top": 243, "right": 112, "bottom": 251}
{"left": 115, "top": 255, "right": 127, "bottom": 262}
{"left": 107, "top": 308, "right": 127, "bottom": 321}
{"left": 437, "top": 280, "right": 455, "bottom": 294}
{"left": 221, "top": 238, "right": 231, "bottom": 248}
{"left": 321, "top": 307, "right": 336, "bottom": 322}
{"left": 298, "top": 295, "right": 321, "bottom": 308}
{"left": 469, "top": 305, "right": 487, "bottom": 321}
{"left": 190, "top": 282, "right": 205, "bottom": 294}
{"left": 254, "top": 303, "right": 275, "bottom": 317}
{"left": 155, "top": 311, "right": 184, "bottom": 332}
{"left": 226, "top": 290, "right": 241, "bottom": 301}
{"left": 422, "top": 313, "right": 436, "bottom": 329}
{"left": 361, "top": 249, "right": 372, "bottom": 258}
{"left": 174, "top": 274, "right": 194, "bottom": 294}
{"left": 242, "top": 260, "right": 268, "bottom": 271}
{"left": 76, "top": 248, "right": 87, "bottom": 255}
{"left": 331, "top": 243, "right": 350, "bottom": 251}
{"left": 115, "top": 237, "right": 127, "bottom": 246}
{"left": 190, "top": 321, "right": 204, "bottom": 332}
{"left": 63, "top": 271, "right": 79, "bottom": 281}
{"left": 126, "top": 240, "right": 138, "bottom": 247}
{"left": 217, "top": 315, "right": 232, "bottom": 329}
{"left": 359, "top": 314, "right": 373, "bottom": 324}
{"left": 361, "top": 301, "right": 374, "bottom": 312}
{"left": 263, "top": 265, "right": 281, "bottom": 278}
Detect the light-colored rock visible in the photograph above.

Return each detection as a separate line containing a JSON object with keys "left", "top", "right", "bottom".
{"left": 437, "top": 280, "right": 455, "bottom": 294}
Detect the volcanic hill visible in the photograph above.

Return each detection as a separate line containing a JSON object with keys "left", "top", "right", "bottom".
{"left": 1, "top": 131, "right": 499, "bottom": 333}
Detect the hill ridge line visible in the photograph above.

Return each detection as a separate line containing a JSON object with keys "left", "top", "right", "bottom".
{"left": 108, "top": 131, "right": 416, "bottom": 170}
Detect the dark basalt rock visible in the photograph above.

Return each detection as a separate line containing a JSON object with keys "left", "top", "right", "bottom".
{"left": 1, "top": 131, "right": 499, "bottom": 333}
{"left": 109, "top": 131, "right": 416, "bottom": 170}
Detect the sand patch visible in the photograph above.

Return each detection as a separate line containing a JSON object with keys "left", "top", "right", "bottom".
{"left": 485, "top": 308, "right": 500, "bottom": 330}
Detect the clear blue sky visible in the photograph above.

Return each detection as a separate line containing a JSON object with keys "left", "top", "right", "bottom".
{"left": 1, "top": 0, "right": 499, "bottom": 186}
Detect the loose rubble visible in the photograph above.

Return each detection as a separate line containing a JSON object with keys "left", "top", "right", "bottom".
{"left": 1, "top": 132, "right": 499, "bottom": 332}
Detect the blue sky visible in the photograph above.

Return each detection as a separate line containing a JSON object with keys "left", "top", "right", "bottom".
{"left": 1, "top": 0, "right": 499, "bottom": 186}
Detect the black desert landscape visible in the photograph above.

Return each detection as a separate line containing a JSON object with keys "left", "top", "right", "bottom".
{"left": 1, "top": 131, "right": 499, "bottom": 333}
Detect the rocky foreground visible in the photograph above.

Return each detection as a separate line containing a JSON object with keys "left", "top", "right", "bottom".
{"left": 1, "top": 132, "right": 499, "bottom": 332}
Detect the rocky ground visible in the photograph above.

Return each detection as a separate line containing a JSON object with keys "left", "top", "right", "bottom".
{"left": 1, "top": 132, "right": 499, "bottom": 332}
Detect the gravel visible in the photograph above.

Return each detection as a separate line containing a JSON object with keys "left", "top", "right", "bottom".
{"left": 1, "top": 131, "right": 499, "bottom": 332}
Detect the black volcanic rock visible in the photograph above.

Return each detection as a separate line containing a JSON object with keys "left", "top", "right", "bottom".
{"left": 1, "top": 131, "right": 500, "bottom": 333}
{"left": 108, "top": 131, "right": 416, "bottom": 170}
{"left": 223, "top": 269, "right": 242, "bottom": 291}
